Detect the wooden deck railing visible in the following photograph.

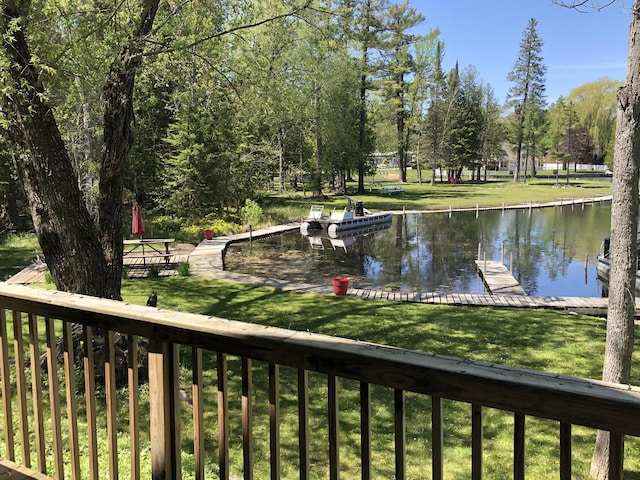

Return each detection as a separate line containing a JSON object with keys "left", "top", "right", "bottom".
{"left": 0, "top": 282, "right": 639, "bottom": 479}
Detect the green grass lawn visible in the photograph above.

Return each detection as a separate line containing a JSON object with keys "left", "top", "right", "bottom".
{"left": 264, "top": 175, "right": 613, "bottom": 224}
{"left": 118, "top": 277, "right": 640, "bottom": 479}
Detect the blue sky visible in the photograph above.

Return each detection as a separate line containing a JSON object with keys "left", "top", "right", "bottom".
{"left": 413, "top": 0, "right": 631, "bottom": 104}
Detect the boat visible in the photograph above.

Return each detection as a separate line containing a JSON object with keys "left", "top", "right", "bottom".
{"left": 302, "top": 222, "right": 392, "bottom": 252}
{"left": 596, "top": 236, "right": 640, "bottom": 294}
{"left": 300, "top": 201, "right": 392, "bottom": 235}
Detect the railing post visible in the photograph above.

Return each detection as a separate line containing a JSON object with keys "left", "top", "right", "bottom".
{"left": 149, "top": 339, "right": 179, "bottom": 480}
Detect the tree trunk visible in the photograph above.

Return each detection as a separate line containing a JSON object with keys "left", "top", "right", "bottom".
{"left": 1, "top": 0, "right": 159, "bottom": 299}
{"left": 590, "top": 2, "right": 640, "bottom": 478}
{"left": 1, "top": 2, "right": 111, "bottom": 297}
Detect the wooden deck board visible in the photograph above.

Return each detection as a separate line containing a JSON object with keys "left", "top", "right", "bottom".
{"left": 475, "top": 260, "right": 527, "bottom": 296}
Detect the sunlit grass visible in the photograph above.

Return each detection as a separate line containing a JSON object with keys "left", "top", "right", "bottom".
{"left": 268, "top": 175, "right": 612, "bottom": 220}
{"left": 0, "top": 233, "right": 41, "bottom": 280}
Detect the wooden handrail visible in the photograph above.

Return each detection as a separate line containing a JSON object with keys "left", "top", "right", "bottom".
{"left": 0, "top": 282, "right": 638, "bottom": 479}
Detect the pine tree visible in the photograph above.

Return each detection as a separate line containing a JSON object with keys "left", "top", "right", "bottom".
{"left": 380, "top": 0, "right": 424, "bottom": 183}
{"left": 507, "top": 18, "right": 547, "bottom": 182}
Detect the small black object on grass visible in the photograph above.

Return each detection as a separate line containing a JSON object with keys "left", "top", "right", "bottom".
{"left": 147, "top": 291, "right": 158, "bottom": 307}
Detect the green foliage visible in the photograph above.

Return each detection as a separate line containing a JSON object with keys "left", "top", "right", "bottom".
{"left": 44, "top": 271, "right": 53, "bottom": 284}
{"left": 567, "top": 79, "right": 619, "bottom": 163}
{"left": 148, "top": 264, "right": 160, "bottom": 279}
{"left": 241, "top": 198, "right": 263, "bottom": 227}
{"left": 177, "top": 263, "right": 190, "bottom": 276}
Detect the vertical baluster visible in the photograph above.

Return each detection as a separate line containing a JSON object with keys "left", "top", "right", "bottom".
{"left": 104, "top": 330, "right": 117, "bottom": 480}
{"left": 218, "top": 353, "right": 229, "bottom": 480}
{"left": 269, "top": 363, "right": 280, "bottom": 480}
{"left": 83, "top": 326, "right": 98, "bottom": 480}
{"left": 149, "top": 339, "right": 171, "bottom": 478}
{"left": 128, "top": 334, "right": 140, "bottom": 480}
{"left": 432, "top": 396, "right": 443, "bottom": 480}
{"left": 395, "top": 389, "right": 406, "bottom": 480}
{"left": 27, "top": 313, "right": 45, "bottom": 474}
{"left": 45, "top": 318, "right": 63, "bottom": 479}
{"left": 360, "top": 382, "right": 371, "bottom": 480}
{"left": 170, "top": 343, "right": 181, "bottom": 479}
{"left": 12, "top": 311, "right": 29, "bottom": 467}
{"left": 242, "top": 358, "right": 254, "bottom": 480}
{"left": 328, "top": 374, "right": 339, "bottom": 480}
{"left": 608, "top": 432, "right": 624, "bottom": 480}
{"left": 192, "top": 347, "right": 204, "bottom": 480}
{"left": 0, "top": 308, "right": 15, "bottom": 461}
{"left": 559, "top": 422, "right": 571, "bottom": 480}
{"left": 514, "top": 413, "right": 525, "bottom": 480}
{"left": 297, "top": 368, "right": 309, "bottom": 479}
{"left": 471, "top": 404, "right": 482, "bottom": 480}
{"left": 62, "top": 322, "right": 80, "bottom": 479}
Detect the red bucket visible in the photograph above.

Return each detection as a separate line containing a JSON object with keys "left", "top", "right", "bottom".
{"left": 332, "top": 277, "right": 350, "bottom": 296}
{"left": 204, "top": 229, "right": 214, "bottom": 240}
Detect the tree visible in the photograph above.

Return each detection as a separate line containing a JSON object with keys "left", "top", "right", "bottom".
{"left": 479, "top": 84, "right": 505, "bottom": 180}
{"left": 507, "top": 18, "right": 547, "bottom": 183}
{"left": 0, "top": 0, "right": 161, "bottom": 298}
{"left": 344, "top": 0, "right": 388, "bottom": 193}
{"left": 406, "top": 30, "right": 440, "bottom": 185}
{"left": 426, "top": 40, "right": 447, "bottom": 185}
{"left": 563, "top": 125, "right": 595, "bottom": 167}
{"left": 0, "top": 0, "right": 312, "bottom": 297}
{"left": 568, "top": 78, "right": 619, "bottom": 164}
{"left": 552, "top": 1, "right": 640, "bottom": 478}
{"left": 445, "top": 66, "right": 484, "bottom": 180}
{"left": 380, "top": 0, "right": 424, "bottom": 183}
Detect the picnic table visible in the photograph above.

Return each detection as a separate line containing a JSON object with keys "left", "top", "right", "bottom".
{"left": 123, "top": 238, "right": 175, "bottom": 266}
{"left": 381, "top": 185, "right": 405, "bottom": 195}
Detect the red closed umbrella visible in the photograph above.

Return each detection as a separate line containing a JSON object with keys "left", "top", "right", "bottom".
{"left": 132, "top": 204, "right": 145, "bottom": 238}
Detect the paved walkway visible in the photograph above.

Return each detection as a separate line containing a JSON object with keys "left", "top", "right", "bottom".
{"left": 187, "top": 217, "right": 623, "bottom": 317}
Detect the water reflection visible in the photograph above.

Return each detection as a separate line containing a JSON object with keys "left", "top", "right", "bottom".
{"left": 224, "top": 202, "right": 613, "bottom": 297}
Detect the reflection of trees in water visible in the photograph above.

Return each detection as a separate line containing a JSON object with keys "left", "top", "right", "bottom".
{"left": 223, "top": 203, "right": 614, "bottom": 294}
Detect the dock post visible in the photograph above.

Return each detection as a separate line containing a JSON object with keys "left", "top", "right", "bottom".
{"left": 477, "top": 243, "right": 482, "bottom": 262}
{"left": 249, "top": 225, "right": 253, "bottom": 245}
{"left": 510, "top": 252, "right": 513, "bottom": 274}
{"left": 501, "top": 242, "right": 504, "bottom": 264}
{"left": 483, "top": 253, "right": 486, "bottom": 279}
{"left": 476, "top": 203, "right": 479, "bottom": 219}
{"left": 449, "top": 205, "right": 452, "bottom": 219}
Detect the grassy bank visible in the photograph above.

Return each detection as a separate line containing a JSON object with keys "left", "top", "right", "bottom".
{"left": 262, "top": 177, "right": 613, "bottom": 225}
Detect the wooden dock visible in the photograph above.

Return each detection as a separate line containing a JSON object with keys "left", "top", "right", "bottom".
{"left": 475, "top": 260, "right": 527, "bottom": 296}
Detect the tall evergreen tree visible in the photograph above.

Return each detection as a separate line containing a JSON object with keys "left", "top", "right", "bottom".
{"left": 507, "top": 17, "right": 547, "bottom": 182}
{"left": 380, "top": 0, "right": 424, "bottom": 183}
{"left": 426, "top": 40, "right": 447, "bottom": 185}
{"left": 480, "top": 85, "right": 505, "bottom": 180}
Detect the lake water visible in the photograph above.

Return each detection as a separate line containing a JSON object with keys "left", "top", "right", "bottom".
{"left": 224, "top": 201, "right": 613, "bottom": 297}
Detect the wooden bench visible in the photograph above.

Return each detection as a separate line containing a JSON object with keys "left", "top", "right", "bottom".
{"left": 382, "top": 185, "right": 405, "bottom": 195}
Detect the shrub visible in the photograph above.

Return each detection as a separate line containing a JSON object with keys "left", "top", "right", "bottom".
{"left": 148, "top": 264, "right": 160, "bottom": 278}
{"left": 44, "top": 271, "right": 53, "bottom": 284}
{"left": 177, "top": 263, "right": 190, "bottom": 276}
{"left": 241, "top": 198, "right": 263, "bottom": 227}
